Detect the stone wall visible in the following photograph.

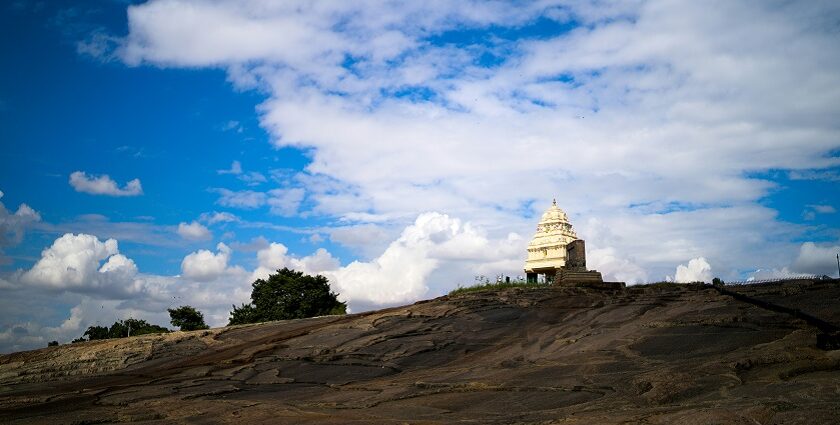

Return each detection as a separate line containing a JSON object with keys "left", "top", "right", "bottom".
{"left": 565, "top": 239, "right": 587, "bottom": 271}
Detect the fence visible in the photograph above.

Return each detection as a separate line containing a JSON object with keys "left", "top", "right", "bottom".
{"left": 723, "top": 274, "right": 829, "bottom": 286}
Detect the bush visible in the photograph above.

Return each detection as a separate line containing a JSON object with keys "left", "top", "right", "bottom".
{"left": 47, "top": 341, "right": 59, "bottom": 347}
{"left": 229, "top": 268, "right": 346, "bottom": 325}
{"left": 168, "top": 305, "right": 210, "bottom": 331}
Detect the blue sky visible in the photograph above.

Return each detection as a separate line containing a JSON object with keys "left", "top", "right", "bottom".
{"left": 1, "top": 0, "right": 838, "bottom": 352}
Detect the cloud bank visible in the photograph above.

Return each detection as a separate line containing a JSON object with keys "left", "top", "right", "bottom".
{"left": 111, "top": 0, "right": 840, "bottom": 283}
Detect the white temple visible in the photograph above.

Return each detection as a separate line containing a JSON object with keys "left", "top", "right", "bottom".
{"left": 524, "top": 199, "right": 578, "bottom": 283}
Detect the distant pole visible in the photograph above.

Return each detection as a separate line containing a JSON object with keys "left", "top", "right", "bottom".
{"left": 836, "top": 253, "right": 839, "bottom": 279}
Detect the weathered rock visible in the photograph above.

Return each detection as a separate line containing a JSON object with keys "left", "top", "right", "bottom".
{"left": 1, "top": 280, "right": 839, "bottom": 424}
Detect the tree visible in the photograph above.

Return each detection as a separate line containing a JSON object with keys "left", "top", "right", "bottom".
{"left": 79, "top": 319, "right": 168, "bottom": 341}
{"left": 48, "top": 341, "right": 59, "bottom": 347}
{"left": 168, "top": 305, "right": 210, "bottom": 331}
{"left": 84, "top": 325, "right": 110, "bottom": 340}
{"left": 229, "top": 267, "right": 346, "bottom": 325}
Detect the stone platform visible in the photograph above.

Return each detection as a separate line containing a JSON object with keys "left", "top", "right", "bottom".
{"left": 557, "top": 269, "right": 625, "bottom": 289}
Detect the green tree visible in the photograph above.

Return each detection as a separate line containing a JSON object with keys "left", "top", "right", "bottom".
{"left": 47, "top": 340, "right": 59, "bottom": 347}
{"left": 229, "top": 267, "right": 346, "bottom": 325}
{"left": 84, "top": 325, "right": 110, "bottom": 340}
{"left": 168, "top": 305, "right": 210, "bottom": 331}
{"left": 80, "top": 319, "right": 169, "bottom": 341}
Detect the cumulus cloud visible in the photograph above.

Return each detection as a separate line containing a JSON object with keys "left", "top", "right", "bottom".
{"left": 587, "top": 247, "right": 648, "bottom": 284}
{"left": 672, "top": 257, "right": 713, "bottom": 283}
{"left": 69, "top": 171, "right": 143, "bottom": 196}
{"left": 181, "top": 242, "right": 244, "bottom": 282}
{"left": 251, "top": 242, "right": 340, "bottom": 281}
{"left": 322, "top": 212, "right": 522, "bottom": 309}
{"left": 246, "top": 212, "right": 524, "bottom": 310}
{"left": 177, "top": 221, "right": 212, "bottom": 240}
{"left": 2, "top": 234, "right": 259, "bottom": 352}
{"left": 20, "top": 233, "right": 143, "bottom": 296}
{"left": 791, "top": 242, "right": 840, "bottom": 277}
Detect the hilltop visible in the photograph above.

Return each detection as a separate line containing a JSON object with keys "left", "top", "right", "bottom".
{"left": 2, "top": 279, "right": 840, "bottom": 424}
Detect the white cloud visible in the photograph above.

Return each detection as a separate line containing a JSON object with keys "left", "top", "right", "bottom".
{"left": 267, "top": 188, "right": 305, "bottom": 216}
{"left": 177, "top": 221, "right": 212, "bottom": 240}
{"left": 251, "top": 242, "right": 340, "bottom": 282}
{"left": 749, "top": 267, "right": 798, "bottom": 281}
{"left": 69, "top": 171, "right": 143, "bottom": 196}
{"left": 791, "top": 242, "right": 840, "bottom": 277}
{"left": 810, "top": 205, "right": 836, "bottom": 214}
{"left": 673, "top": 257, "right": 713, "bottom": 283}
{"left": 587, "top": 247, "right": 648, "bottom": 284}
{"left": 322, "top": 212, "right": 522, "bottom": 309}
{"left": 218, "top": 161, "right": 266, "bottom": 185}
{"left": 240, "top": 171, "right": 267, "bottom": 186}
{"left": 213, "top": 188, "right": 266, "bottom": 209}
{"left": 2, "top": 234, "right": 257, "bottom": 352}
{"left": 200, "top": 211, "right": 239, "bottom": 225}
{"left": 328, "top": 223, "right": 393, "bottom": 257}
{"left": 217, "top": 160, "right": 243, "bottom": 175}
{"left": 181, "top": 242, "right": 244, "bottom": 282}
{"left": 19, "top": 233, "right": 144, "bottom": 296}
{"left": 0, "top": 191, "right": 41, "bottom": 253}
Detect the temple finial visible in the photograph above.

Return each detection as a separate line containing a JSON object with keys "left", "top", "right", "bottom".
{"left": 552, "top": 198, "right": 556, "bottom": 206}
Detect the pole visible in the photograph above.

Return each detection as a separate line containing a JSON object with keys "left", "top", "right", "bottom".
{"left": 836, "top": 253, "right": 839, "bottom": 279}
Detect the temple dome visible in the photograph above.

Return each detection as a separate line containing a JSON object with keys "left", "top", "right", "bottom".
{"left": 539, "top": 199, "right": 569, "bottom": 223}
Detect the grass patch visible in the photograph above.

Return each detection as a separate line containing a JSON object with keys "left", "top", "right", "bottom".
{"left": 448, "top": 280, "right": 549, "bottom": 296}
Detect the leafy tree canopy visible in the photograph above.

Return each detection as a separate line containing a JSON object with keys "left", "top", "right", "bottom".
{"left": 80, "top": 319, "right": 169, "bottom": 341}
{"left": 229, "top": 267, "right": 346, "bottom": 325}
{"left": 168, "top": 305, "right": 210, "bottom": 331}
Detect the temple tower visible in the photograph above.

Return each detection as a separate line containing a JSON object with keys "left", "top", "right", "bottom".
{"left": 524, "top": 199, "right": 578, "bottom": 283}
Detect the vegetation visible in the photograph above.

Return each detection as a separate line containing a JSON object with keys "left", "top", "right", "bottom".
{"left": 47, "top": 341, "right": 58, "bottom": 347}
{"left": 229, "top": 268, "right": 347, "bottom": 326}
{"left": 633, "top": 281, "right": 682, "bottom": 289}
{"left": 448, "top": 275, "right": 548, "bottom": 296}
{"left": 168, "top": 305, "right": 210, "bottom": 331}
{"left": 78, "top": 318, "right": 169, "bottom": 342}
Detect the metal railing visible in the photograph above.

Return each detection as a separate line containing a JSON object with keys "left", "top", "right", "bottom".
{"left": 722, "top": 274, "right": 828, "bottom": 286}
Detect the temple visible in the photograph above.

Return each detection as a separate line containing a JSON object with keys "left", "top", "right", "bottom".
{"left": 524, "top": 199, "right": 623, "bottom": 288}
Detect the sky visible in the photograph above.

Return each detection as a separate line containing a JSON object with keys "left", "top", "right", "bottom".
{"left": 1, "top": 0, "right": 839, "bottom": 353}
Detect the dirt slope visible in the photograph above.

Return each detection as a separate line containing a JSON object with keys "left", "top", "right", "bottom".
{"left": 2, "top": 280, "right": 840, "bottom": 424}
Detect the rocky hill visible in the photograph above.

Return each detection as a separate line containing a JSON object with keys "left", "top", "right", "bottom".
{"left": 2, "top": 279, "right": 840, "bottom": 424}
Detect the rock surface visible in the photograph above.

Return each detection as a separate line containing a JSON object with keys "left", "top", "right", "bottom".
{"left": 2, "top": 280, "right": 840, "bottom": 424}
